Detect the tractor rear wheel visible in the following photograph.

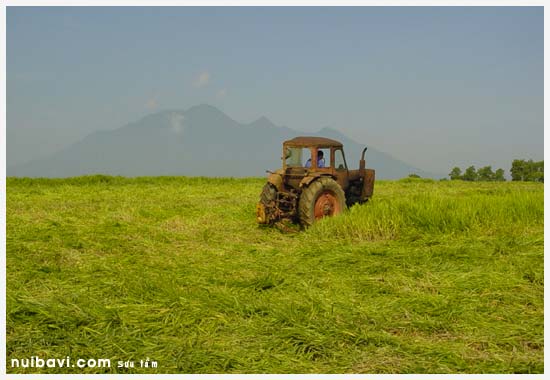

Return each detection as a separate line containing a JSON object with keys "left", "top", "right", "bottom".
{"left": 299, "top": 177, "right": 346, "bottom": 227}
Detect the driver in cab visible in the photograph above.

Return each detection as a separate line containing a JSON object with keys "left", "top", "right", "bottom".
{"left": 305, "top": 151, "right": 325, "bottom": 168}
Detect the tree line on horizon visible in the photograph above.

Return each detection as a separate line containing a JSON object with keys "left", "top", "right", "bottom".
{"left": 448, "top": 159, "right": 543, "bottom": 182}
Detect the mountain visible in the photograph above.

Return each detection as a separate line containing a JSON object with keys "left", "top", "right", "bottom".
{"left": 8, "top": 104, "right": 436, "bottom": 179}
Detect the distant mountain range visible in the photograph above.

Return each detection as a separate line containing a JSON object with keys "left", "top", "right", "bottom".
{"left": 8, "top": 104, "right": 437, "bottom": 179}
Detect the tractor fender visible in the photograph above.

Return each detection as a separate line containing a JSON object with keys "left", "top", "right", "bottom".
{"left": 267, "top": 171, "right": 284, "bottom": 191}
{"left": 299, "top": 173, "right": 334, "bottom": 188}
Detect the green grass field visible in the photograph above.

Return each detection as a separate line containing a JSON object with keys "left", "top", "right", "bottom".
{"left": 6, "top": 176, "right": 544, "bottom": 374}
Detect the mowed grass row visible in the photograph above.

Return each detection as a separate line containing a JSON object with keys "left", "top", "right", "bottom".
{"left": 6, "top": 176, "right": 543, "bottom": 373}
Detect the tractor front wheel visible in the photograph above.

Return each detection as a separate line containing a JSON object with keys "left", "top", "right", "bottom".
{"left": 299, "top": 177, "right": 346, "bottom": 227}
{"left": 257, "top": 183, "right": 278, "bottom": 224}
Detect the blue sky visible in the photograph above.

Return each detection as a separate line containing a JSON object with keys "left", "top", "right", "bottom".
{"left": 7, "top": 6, "right": 543, "bottom": 174}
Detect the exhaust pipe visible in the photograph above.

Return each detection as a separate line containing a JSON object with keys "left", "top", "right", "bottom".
{"left": 359, "top": 147, "right": 367, "bottom": 171}
{"left": 359, "top": 147, "right": 374, "bottom": 200}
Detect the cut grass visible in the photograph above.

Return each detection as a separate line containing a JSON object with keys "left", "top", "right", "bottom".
{"left": 6, "top": 176, "right": 543, "bottom": 373}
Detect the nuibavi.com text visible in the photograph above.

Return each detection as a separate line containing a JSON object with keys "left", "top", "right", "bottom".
{"left": 11, "top": 356, "right": 111, "bottom": 369}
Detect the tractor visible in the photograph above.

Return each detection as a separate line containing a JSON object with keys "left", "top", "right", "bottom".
{"left": 256, "top": 136, "right": 375, "bottom": 227}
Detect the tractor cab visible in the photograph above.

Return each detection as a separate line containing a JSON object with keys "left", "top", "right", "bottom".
{"left": 282, "top": 137, "right": 350, "bottom": 190}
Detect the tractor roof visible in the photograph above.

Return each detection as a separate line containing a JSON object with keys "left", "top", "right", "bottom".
{"left": 284, "top": 136, "right": 343, "bottom": 148}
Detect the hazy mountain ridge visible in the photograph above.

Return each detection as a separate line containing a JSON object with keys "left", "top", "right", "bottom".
{"left": 8, "top": 104, "right": 437, "bottom": 179}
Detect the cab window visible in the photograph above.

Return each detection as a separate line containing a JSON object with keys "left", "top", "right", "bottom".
{"left": 335, "top": 149, "right": 346, "bottom": 171}
{"left": 285, "top": 147, "right": 306, "bottom": 167}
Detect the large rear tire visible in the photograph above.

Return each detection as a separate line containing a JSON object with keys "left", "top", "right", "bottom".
{"left": 299, "top": 177, "right": 346, "bottom": 227}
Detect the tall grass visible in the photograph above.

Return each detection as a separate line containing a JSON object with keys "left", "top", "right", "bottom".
{"left": 6, "top": 176, "right": 543, "bottom": 374}
{"left": 311, "top": 186, "right": 543, "bottom": 241}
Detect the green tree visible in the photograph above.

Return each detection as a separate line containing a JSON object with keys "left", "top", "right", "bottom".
{"left": 511, "top": 159, "right": 528, "bottom": 181}
{"left": 511, "top": 159, "right": 544, "bottom": 182}
{"left": 463, "top": 166, "right": 478, "bottom": 181}
{"left": 536, "top": 161, "right": 544, "bottom": 182}
{"left": 477, "top": 166, "right": 495, "bottom": 181}
{"left": 526, "top": 160, "right": 544, "bottom": 182}
{"left": 449, "top": 167, "right": 462, "bottom": 180}
{"left": 494, "top": 168, "right": 505, "bottom": 181}
{"left": 408, "top": 173, "right": 420, "bottom": 178}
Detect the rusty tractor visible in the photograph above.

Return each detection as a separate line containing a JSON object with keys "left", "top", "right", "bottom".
{"left": 256, "top": 136, "right": 375, "bottom": 227}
